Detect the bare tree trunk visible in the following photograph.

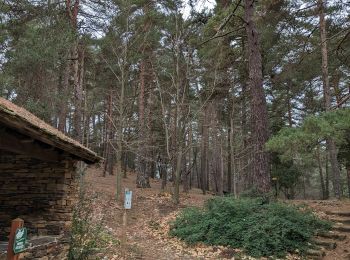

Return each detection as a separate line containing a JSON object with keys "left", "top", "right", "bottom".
{"left": 212, "top": 105, "right": 223, "bottom": 196}
{"left": 102, "top": 110, "right": 108, "bottom": 167}
{"left": 103, "top": 90, "right": 114, "bottom": 176}
{"left": 287, "top": 82, "right": 293, "bottom": 127}
{"left": 325, "top": 157, "right": 330, "bottom": 198}
{"left": 227, "top": 116, "right": 232, "bottom": 194}
{"left": 317, "top": 146, "right": 326, "bottom": 199}
{"left": 115, "top": 35, "right": 129, "bottom": 198}
{"left": 302, "top": 173, "right": 306, "bottom": 199}
{"left": 183, "top": 137, "right": 190, "bottom": 193}
{"left": 65, "top": 0, "right": 83, "bottom": 141}
{"left": 194, "top": 149, "right": 200, "bottom": 189}
{"left": 58, "top": 52, "right": 70, "bottom": 132}
{"left": 115, "top": 71, "right": 125, "bottom": 200}
{"left": 244, "top": 0, "right": 271, "bottom": 194}
{"left": 218, "top": 144, "right": 224, "bottom": 196}
{"left": 332, "top": 70, "right": 342, "bottom": 105}
{"left": 72, "top": 43, "right": 83, "bottom": 141}
{"left": 318, "top": 0, "right": 342, "bottom": 199}
{"left": 347, "top": 166, "right": 350, "bottom": 198}
{"left": 122, "top": 149, "right": 128, "bottom": 178}
{"left": 231, "top": 117, "right": 238, "bottom": 198}
{"left": 160, "top": 157, "right": 167, "bottom": 191}
{"left": 174, "top": 146, "right": 183, "bottom": 204}
{"left": 136, "top": 61, "right": 150, "bottom": 188}
{"left": 200, "top": 108, "right": 209, "bottom": 194}
{"left": 82, "top": 90, "right": 88, "bottom": 147}
{"left": 61, "top": 0, "right": 80, "bottom": 135}
{"left": 187, "top": 125, "right": 194, "bottom": 192}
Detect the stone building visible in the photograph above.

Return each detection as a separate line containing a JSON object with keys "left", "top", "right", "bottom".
{"left": 0, "top": 98, "right": 101, "bottom": 259}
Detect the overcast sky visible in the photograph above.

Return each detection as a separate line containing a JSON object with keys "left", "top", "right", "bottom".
{"left": 181, "top": 0, "right": 216, "bottom": 19}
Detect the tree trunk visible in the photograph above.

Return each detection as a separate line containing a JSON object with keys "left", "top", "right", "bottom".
{"left": 218, "top": 144, "right": 224, "bottom": 196}
{"left": 182, "top": 156, "right": 189, "bottom": 193}
{"left": 62, "top": 0, "right": 80, "bottom": 135}
{"left": 347, "top": 166, "right": 350, "bottom": 198}
{"left": 227, "top": 116, "right": 232, "bottom": 194}
{"left": 187, "top": 124, "right": 194, "bottom": 191}
{"left": 244, "top": 0, "right": 271, "bottom": 194}
{"left": 103, "top": 90, "right": 114, "bottom": 176}
{"left": 194, "top": 149, "right": 200, "bottom": 189}
{"left": 317, "top": 146, "right": 327, "bottom": 199}
{"left": 200, "top": 108, "right": 209, "bottom": 194}
{"left": 318, "top": 0, "right": 342, "bottom": 199}
{"left": 72, "top": 43, "right": 83, "bottom": 141}
{"left": 325, "top": 157, "right": 330, "bottom": 199}
{"left": 160, "top": 157, "right": 167, "bottom": 191}
{"left": 212, "top": 105, "right": 223, "bottom": 196}
{"left": 122, "top": 149, "right": 128, "bottom": 178}
{"left": 136, "top": 61, "right": 150, "bottom": 188}
{"left": 57, "top": 52, "right": 70, "bottom": 133}
{"left": 115, "top": 60, "right": 125, "bottom": 200}
{"left": 231, "top": 117, "right": 238, "bottom": 198}
{"left": 287, "top": 81, "right": 293, "bottom": 127}
{"left": 66, "top": 0, "right": 83, "bottom": 141}
{"left": 332, "top": 70, "right": 342, "bottom": 105}
{"left": 173, "top": 148, "right": 183, "bottom": 204}
{"left": 102, "top": 109, "right": 108, "bottom": 170}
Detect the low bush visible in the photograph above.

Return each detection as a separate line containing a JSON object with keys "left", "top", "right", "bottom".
{"left": 170, "top": 198, "right": 331, "bottom": 258}
{"left": 68, "top": 187, "right": 119, "bottom": 260}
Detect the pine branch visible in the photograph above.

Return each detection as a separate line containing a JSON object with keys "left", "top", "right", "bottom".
{"left": 199, "top": 26, "right": 245, "bottom": 46}
{"left": 199, "top": 0, "right": 243, "bottom": 46}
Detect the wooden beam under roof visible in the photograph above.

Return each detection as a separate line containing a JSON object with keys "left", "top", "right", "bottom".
{"left": 0, "top": 127, "right": 63, "bottom": 162}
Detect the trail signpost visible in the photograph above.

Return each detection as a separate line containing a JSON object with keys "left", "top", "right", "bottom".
{"left": 124, "top": 189, "right": 132, "bottom": 209}
{"left": 7, "top": 218, "right": 26, "bottom": 260}
{"left": 13, "top": 227, "right": 27, "bottom": 254}
{"left": 123, "top": 188, "right": 132, "bottom": 226}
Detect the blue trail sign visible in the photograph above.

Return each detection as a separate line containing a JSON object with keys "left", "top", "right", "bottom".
{"left": 124, "top": 189, "right": 132, "bottom": 209}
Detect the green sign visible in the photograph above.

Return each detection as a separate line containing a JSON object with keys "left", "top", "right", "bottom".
{"left": 13, "top": 227, "right": 27, "bottom": 254}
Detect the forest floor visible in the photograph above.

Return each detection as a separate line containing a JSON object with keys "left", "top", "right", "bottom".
{"left": 84, "top": 166, "right": 350, "bottom": 260}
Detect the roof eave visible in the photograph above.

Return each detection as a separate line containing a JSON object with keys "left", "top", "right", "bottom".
{"left": 0, "top": 110, "right": 102, "bottom": 163}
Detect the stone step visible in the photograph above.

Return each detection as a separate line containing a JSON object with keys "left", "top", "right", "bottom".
{"left": 326, "top": 211, "right": 350, "bottom": 217}
{"left": 306, "top": 249, "right": 326, "bottom": 258}
{"left": 331, "top": 218, "right": 350, "bottom": 225}
{"left": 317, "top": 232, "right": 347, "bottom": 241}
{"left": 332, "top": 225, "right": 350, "bottom": 233}
{"left": 314, "top": 239, "right": 337, "bottom": 250}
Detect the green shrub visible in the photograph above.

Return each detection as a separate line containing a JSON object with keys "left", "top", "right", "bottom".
{"left": 170, "top": 198, "right": 331, "bottom": 258}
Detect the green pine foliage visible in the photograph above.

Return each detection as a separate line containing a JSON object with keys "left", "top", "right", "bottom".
{"left": 170, "top": 198, "right": 331, "bottom": 258}
{"left": 267, "top": 109, "right": 350, "bottom": 162}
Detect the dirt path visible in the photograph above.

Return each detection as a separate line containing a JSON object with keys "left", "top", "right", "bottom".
{"left": 84, "top": 166, "right": 350, "bottom": 260}
{"left": 85, "top": 166, "right": 223, "bottom": 260}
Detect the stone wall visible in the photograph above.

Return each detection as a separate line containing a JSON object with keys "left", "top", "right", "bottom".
{"left": 0, "top": 235, "right": 69, "bottom": 260}
{"left": 0, "top": 150, "right": 78, "bottom": 241}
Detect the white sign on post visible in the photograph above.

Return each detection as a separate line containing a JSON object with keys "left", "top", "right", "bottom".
{"left": 124, "top": 189, "right": 132, "bottom": 209}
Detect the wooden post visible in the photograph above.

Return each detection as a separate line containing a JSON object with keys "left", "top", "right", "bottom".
{"left": 7, "top": 218, "right": 24, "bottom": 260}
{"left": 122, "top": 209, "right": 127, "bottom": 226}
{"left": 123, "top": 188, "right": 132, "bottom": 226}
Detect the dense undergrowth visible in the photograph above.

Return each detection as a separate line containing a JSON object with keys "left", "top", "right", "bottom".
{"left": 170, "top": 197, "right": 331, "bottom": 258}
